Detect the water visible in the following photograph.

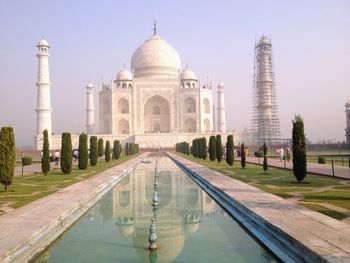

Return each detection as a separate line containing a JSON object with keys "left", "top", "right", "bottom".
{"left": 33, "top": 156, "right": 279, "bottom": 263}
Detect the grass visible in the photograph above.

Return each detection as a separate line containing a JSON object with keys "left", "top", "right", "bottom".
{"left": 176, "top": 153, "right": 350, "bottom": 221}
{"left": 0, "top": 155, "right": 137, "bottom": 210}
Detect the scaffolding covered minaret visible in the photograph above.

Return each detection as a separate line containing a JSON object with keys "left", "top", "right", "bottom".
{"left": 251, "top": 35, "right": 280, "bottom": 146}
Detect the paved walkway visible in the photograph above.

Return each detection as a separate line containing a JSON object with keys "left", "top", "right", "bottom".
{"left": 244, "top": 156, "right": 350, "bottom": 180}
{"left": 169, "top": 153, "right": 350, "bottom": 263}
{"left": 0, "top": 153, "right": 147, "bottom": 263}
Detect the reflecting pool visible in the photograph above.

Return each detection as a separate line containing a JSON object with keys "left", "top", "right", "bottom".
{"left": 33, "top": 156, "right": 279, "bottom": 263}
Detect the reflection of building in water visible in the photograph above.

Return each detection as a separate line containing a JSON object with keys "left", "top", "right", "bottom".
{"left": 112, "top": 157, "right": 215, "bottom": 261}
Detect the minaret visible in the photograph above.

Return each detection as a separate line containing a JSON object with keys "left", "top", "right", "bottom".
{"left": 35, "top": 37, "right": 52, "bottom": 136}
{"left": 217, "top": 81, "right": 227, "bottom": 133}
{"left": 345, "top": 101, "right": 350, "bottom": 144}
{"left": 86, "top": 82, "right": 95, "bottom": 134}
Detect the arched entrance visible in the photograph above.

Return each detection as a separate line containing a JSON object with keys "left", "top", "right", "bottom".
{"left": 144, "top": 95, "right": 170, "bottom": 133}
{"left": 185, "top": 118, "right": 196, "bottom": 133}
{"left": 118, "top": 119, "right": 129, "bottom": 134}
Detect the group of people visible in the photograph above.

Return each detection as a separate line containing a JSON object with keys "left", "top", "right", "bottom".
{"left": 276, "top": 147, "right": 291, "bottom": 161}
{"left": 40, "top": 150, "right": 60, "bottom": 165}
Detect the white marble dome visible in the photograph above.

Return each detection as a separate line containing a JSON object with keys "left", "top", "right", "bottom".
{"left": 116, "top": 68, "right": 132, "bottom": 81}
{"left": 38, "top": 38, "right": 49, "bottom": 47}
{"left": 180, "top": 68, "right": 196, "bottom": 80}
{"left": 131, "top": 34, "right": 181, "bottom": 78}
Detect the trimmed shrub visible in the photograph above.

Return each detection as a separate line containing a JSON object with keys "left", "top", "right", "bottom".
{"left": 208, "top": 135, "right": 216, "bottom": 161}
{"left": 318, "top": 156, "right": 326, "bottom": 164}
{"left": 49, "top": 155, "right": 55, "bottom": 162}
{"left": 292, "top": 115, "right": 307, "bottom": 183}
{"left": 60, "top": 132, "right": 72, "bottom": 174}
{"left": 226, "top": 135, "right": 234, "bottom": 166}
{"left": 202, "top": 137, "right": 207, "bottom": 160}
{"left": 113, "top": 140, "right": 121, "bottom": 160}
{"left": 125, "top": 143, "right": 129, "bottom": 156}
{"left": 105, "top": 141, "right": 111, "bottom": 162}
{"left": 263, "top": 142, "right": 268, "bottom": 174}
{"left": 0, "top": 127, "right": 16, "bottom": 192}
{"left": 41, "top": 129, "right": 50, "bottom": 175}
{"left": 241, "top": 143, "right": 246, "bottom": 168}
{"left": 98, "top": 138, "right": 104, "bottom": 160}
{"left": 216, "top": 135, "right": 223, "bottom": 163}
{"left": 89, "top": 136, "right": 98, "bottom": 166}
{"left": 22, "top": 157, "right": 32, "bottom": 166}
{"left": 78, "top": 134, "right": 88, "bottom": 169}
{"left": 254, "top": 151, "right": 263, "bottom": 158}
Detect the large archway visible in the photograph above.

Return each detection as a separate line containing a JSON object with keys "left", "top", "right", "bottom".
{"left": 204, "top": 118, "right": 210, "bottom": 132}
{"left": 144, "top": 95, "right": 170, "bottom": 133}
{"left": 203, "top": 98, "right": 210, "bottom": 113}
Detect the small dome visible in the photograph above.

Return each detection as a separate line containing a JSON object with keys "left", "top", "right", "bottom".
{"left": 131, "top": 34, "right": 181, "bottom": 78}
{"left": 116, "top": 68, "right": 132, "bottom": 81}
{"left": 87, "top": 81, "right": 93, "bottom": 88}
{"left": 259, "top": 35, "right": 270, "bottom": 45}
{"left": 38, "top": 38, "right": 49, "bottom": 47}
{"left": 346, "top": 100, "right": 350, "bottom": 107}
{"left": 181, "top": 68, "right": 196, "bottom": 80}
{"left": 218, "top": 81, "right": 224, "bottom": 87}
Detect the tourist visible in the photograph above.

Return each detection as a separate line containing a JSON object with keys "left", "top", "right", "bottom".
{"left": 54, "top": 150, "right": 60, "bottom": 165}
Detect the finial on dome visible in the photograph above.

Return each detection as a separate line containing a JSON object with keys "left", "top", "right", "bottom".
{"left": 186, "top": 64, "right": 188, "bottom": 69}
{"left": 153, "top": 20, "right": 157, "bottom": 35}
{"left": 123, "top": 64, "right": 126, "bottom": 69}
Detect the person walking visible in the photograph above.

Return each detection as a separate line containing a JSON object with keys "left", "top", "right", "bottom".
{"left": 54, "top": 150, "right": 60, "bottom": 165}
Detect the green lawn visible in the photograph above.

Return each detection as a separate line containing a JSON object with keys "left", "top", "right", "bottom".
{"left": 0, "top": 155, "right": 137, "bottom": 213}
{"left": 176, "top": 153, "right": 350, "bottom": 221}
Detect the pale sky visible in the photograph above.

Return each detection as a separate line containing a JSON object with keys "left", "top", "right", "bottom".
{"left": 0, "top": 0, "right": 349, "bottom": 147}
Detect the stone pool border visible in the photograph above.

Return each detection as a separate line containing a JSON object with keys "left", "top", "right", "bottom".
{"left": 168, "top": 153, "right": 350, "bottom": 263}
{"left": 0, "top": 153, "right": 147, "bottom": 263}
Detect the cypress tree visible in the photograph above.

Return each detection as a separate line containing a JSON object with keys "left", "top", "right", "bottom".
{"left": 78, "top": 134, "right": 88, "bottom": 169}
{"left": 113, "top": 140, "right": 121, "bottom": 160}
{"left": 186, "top": 142, "right": 190, "bottom": 155}
{"left": 98, "top": 138, "right": 104, "bottom": 162}
{"left": 241, "top": 143, "right": 246, "bottom": 168}
{"left": 89, "top": 136, "right": 98, "bottom": 166}
{"left": 125, "top": 143, "right": 129, "bottom": 156}
{"left": 226, "top": 135, "right": 234, "bottom": 166}
{"left": 0, "top": 127, "right": 16, "bottom": 192}
{"left": 216, "top": 135, "right": 223, "bottom": 163}
{"left": 60, "top": 132, "right": 72, "bottom": 174}
{"left": 263, "top": 142, "right": 268, "bottom": 174}
{"left": 105, "top": 141, "right": 111, "bottom": 162}
{"left": 41, "top": 129, "right": 50, "bottom": 175}
{"left": 202, "top": 137, "right": 207, "bottom": 160}
{"left": 292, "top": 115, "right": 307, "bottom": 183}
{"left": 208, "top": 135, "right": 216, "bottom": 161}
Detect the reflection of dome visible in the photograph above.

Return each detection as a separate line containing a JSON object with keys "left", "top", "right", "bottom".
{"left": 131, "top": 34, "right": 181, "bottom": 78}
{"left": 116, "top": 68, "right": 132, "bottom": 81}
{"left": 118, "top": 225, "right": 135, "bottom": 238}
{"left": 184, "top": 222, "right": 200, "bottom": 234}
{"left": 180, "top": 68, "right": 196, "bottom": 80}
{"left": 133, "top": 225, "right": 184, "bottom": 262}
{"left": 183, "top": 214, "right": 200, "bottom": 234}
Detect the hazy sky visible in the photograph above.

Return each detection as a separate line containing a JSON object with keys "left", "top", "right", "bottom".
{"left": 0, "top": 0, "right": 349, "bottom": 147}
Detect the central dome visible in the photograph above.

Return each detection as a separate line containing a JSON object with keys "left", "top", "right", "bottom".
{"left": 131, "top": 34, "right": 181, "bottom": 78}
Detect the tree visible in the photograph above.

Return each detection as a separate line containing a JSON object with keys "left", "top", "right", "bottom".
{"left": 105, "top": 141, "right": 111, "bottom": 162}
{"left": 98, "top": 138, "right": 104, "bottom": 162}
{"left": 41, "top": 129, "right": 50, "bottom": 175}
{"left": 60, "top": 132, "right": 72, "bottom": 174}
{"left": 78, "top": 134, "right": 88, "bottom": 169}
{"left": 89, "top": 136, "right": 98, "bottom": 166}
{"left": 241, "top": 143, "right": 246, "bottom": 168}
{"left": 292, "top": 115, "right": 307, "bottom": 183}
{"left": 113, "top": 140, "right": 121, "bottom": 160}
{"left": 216, "top": 135, "right": 223, "bottom": 163}
{"left": 125, "top": 143, "right": 129, "bottom": 156}
{"left": 202, "top": 137, "right": 207, "bottom": 160}
{"left": 263, "top": 142, "right": 268, "bottom": 174}
{"left": 208, "top": 135, "right": 216, "bottom": 161}
{"left": 0, "top": 127, "right": 16, "bottom": 192}
{"left": 226, "top": 135, "right": 234, "bottom": 166}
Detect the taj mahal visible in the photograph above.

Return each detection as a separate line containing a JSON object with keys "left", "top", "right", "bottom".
{"left": 35, "top": 24, "right": 250, "bottom": 150}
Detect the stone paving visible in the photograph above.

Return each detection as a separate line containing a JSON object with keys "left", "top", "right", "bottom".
{"left": 169, "top": 153, "right": 350, "bottom": 263}
{"left": 0, "top": 153, "right": 147, "bottom": 263}
{"left": 244, "top": 156, "right": 350, "bottom": 180}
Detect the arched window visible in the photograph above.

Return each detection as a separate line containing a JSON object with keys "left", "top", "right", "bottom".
{"left": 118, "top": 98, "right": 129, "bottom": 114}
{"left": 185, "top": 97, "right": 196, "bottom": 113}
{"left": 122, "top": 83, "right": 127, "bottom": 89}
{"left": 118, "top": 119, "right": 129, "bottom": 134}
{"left": 203, "top": 98, "right": 210, "bottom": 113}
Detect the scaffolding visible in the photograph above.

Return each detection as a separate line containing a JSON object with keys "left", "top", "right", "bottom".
{"left": 251, "top": 36, "right": 281, "bottom": 146}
